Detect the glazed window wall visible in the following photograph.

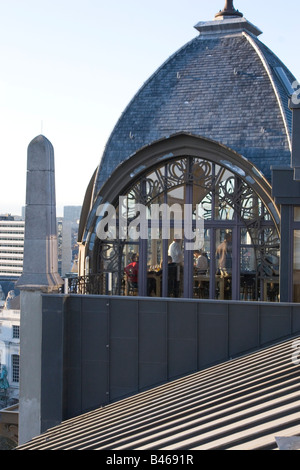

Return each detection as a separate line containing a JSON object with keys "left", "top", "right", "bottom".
{"left": 293, "top": 209, "right": 300, "bottom": 302}
{"left": 293, "top": 230, "right": 300, "bottom": 302}
{"left": 95, "top": 157, "right": 280, "bottom": 301}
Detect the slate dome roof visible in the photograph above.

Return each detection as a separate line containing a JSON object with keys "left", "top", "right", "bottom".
{"left": 93, "top": 5, "right": 296, "bottom": 199}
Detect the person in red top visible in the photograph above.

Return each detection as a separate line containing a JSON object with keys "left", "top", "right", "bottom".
{"left": 124, "top": 253, "right": 139, "bottom": 288}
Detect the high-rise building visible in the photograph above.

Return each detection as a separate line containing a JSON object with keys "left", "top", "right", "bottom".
{"left": 57, "top": 206, "right": 81, "bottom": 277}
{"left": 0, "top": 216, "right": 24, "bottom": 280}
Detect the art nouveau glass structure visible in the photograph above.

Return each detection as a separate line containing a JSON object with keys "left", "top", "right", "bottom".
{"left": 77, "top": 4, "right": 298, "bottom": 303}
{"left": 79, "top": 135, "right": 280, "bottom": 302}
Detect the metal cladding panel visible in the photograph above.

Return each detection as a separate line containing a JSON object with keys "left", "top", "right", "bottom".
{"left": 40, "top": 295, "right": 300, "bottom": 436}
{"left": 260, "top": 305, "right": 292, "bottom": 345}
{"left": 41, "top": 295, "right": 65, "bottom": 432}
{"left": 109, "top": 299, "right": 139, "bottom": 400}
{"left": 138, "top": 300, "right": 168, "bottom": 390}
{"left": 197, "top": 302, "right": 229, "bottom": 368}
{"left": 64, "top": 297, "right": 82, "bottom": 417}
{"left": 81, "top": 297, "right": 109, "bottom": 411}
{"left": 292, "top": 305, "right": 300, "bottom": 333}
{"left": 229, "top": 304, "right": 260, "bottom": 357}
{"left": 81, "top": 298, "right": 109, "bottom": 361}
{"left": 168, "top": 301, "right": 198, "bottom": 379}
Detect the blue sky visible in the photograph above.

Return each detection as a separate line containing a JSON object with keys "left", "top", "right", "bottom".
{"left": 0, "top": 0, "right": 299, "bottom": 216}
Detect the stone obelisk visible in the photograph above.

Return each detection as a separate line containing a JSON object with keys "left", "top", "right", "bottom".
{"left": 17, "top": 135, "right": 62, "bottom": 288}
{"left": 17, "top": 135, "right": 63, "bottom": 445}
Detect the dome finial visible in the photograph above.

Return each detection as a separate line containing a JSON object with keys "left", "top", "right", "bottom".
{"left": 215, "top": 0, "right": 243, "bottom": 18}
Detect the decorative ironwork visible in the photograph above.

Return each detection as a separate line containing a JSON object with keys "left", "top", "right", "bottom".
{"left": 65, "top": 274, "right": 104, "bottom": 295}
{"left": 88, "top": 155, "right": 280, "bottom": 301}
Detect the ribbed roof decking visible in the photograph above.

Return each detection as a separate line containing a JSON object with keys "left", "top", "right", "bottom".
{"left": 17, "top": 337, "right": 300, "bottom": 451}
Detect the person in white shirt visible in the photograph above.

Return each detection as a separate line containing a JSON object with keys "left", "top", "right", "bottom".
{"left": 168, "top": 237, "right": 183, "bottom": 264}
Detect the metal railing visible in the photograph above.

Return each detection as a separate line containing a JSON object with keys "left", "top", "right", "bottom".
{"left": 63, "top": 274, "right": 105, "bottom": 296}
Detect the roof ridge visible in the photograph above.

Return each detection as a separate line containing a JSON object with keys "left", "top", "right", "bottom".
{"left": 243, "top": 31, "right": 292, "bottom": 151}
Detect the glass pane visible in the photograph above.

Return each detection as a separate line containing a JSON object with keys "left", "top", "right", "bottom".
{"left": 193, "top": 229, "right": 210, "bottom": 299}
{"left": 240, "top": 228, "right": 257, "bottom": 301}
{"left": 294, "top": 231, "right": 300, "bottom": 302}
{"left": 166, "top": 158, "right": 187, "bottom": 187}
{"left": 200, "top": 192, "right": 213, "bottom": 220}
{"left": 144, "top": 168, "right": 165, "bottom": 204}
{"left": 295, "top": 207, "right": 300, "bottom": 222}
{"left": 257, "top": 228, "right": 280, "bottom": 302}
{"left": 147, "top": 233, "right": 162, "bottom": 297}
{"left": 127, "top": 186, "right": 140, "bottom": 214}
{"left": 215, "top": 171, "right": 235, "bottom": 220}
{"left": 168, "top": 230, "right": 184, "bottom": 297}
{"left": 106, "top": 156, "right": 281, "bottom": 302}
{"left": 192, "top": 159, "right": 213, "bottom": 220}
{"left": 123, "top": 244, "right": 140, "bottom": 296}
{"left": 167, "top": 187, "right": 185, "bottom": 214}
{"left": 97, "top": 242, "right": 124, "bottom": 296}
{"left": 241, "top": 191, "right": 261, "bottom": 220}
{"left": 215, "top": 229, "right": 232, "bottom": 300}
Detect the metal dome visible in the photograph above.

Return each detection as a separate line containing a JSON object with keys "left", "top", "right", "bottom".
{"left": 93, "top": 10, "right": 296, "bottom": 200}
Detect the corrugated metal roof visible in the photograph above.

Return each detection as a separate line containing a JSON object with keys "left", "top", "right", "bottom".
{"left": 17, "top": 337, "right": 300, "bottom": 450}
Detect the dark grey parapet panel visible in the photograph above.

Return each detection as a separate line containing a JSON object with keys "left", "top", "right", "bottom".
{"left": 41, "top": 295, "right": 300, "bottom": 432}
{"left": 272, "top": 166, "right": 300, "bottom": 204}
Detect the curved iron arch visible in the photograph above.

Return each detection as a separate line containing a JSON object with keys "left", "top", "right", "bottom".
{"left": 81, "top": 133, "right": 280, "bottom": 248}
{"left": 77, "top": 133, "right": 281, "bottom": 301}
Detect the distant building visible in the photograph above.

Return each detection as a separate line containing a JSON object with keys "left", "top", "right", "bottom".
{"left": 0, "top": 301, "right": 20, "bottom": 405}
{"left": 63, "top": 206, "right": 81, "bottom": 223}
{"left": 0, "top": 208, "right": 81, "bottom": 281}
{"left": 57, "top": 206, "right": 81, "bottom": 277}
{"left": 0, "top": 216, "right": 24, "bottom": 281}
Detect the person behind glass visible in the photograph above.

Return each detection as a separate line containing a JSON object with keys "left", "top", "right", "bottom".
{"left": 168, "top": 236, "right": 183, "bottom": 264}
{"left": 165, "top": 255, "right": 179, "bottom": 297}
{"left": 148, "top": 256, "right": 175, "bottom": 296}
{"left": 168, "top": 237, "right": 183, "bottom": 297}
{"left": 194, "top": 249, "right": 208, "bottom": 274}
{"left": 125, "top": 253, "right": 139, "bottom": 289}
{"left": 216, "top": 233, "right": 232, "bottom": 276}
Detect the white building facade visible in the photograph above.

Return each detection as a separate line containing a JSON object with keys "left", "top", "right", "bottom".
{"left": 0, "top": 217, "right": 24, "bottom": 279}
{"left": 0, "top": 306, "right": 20, "bottom": 404}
